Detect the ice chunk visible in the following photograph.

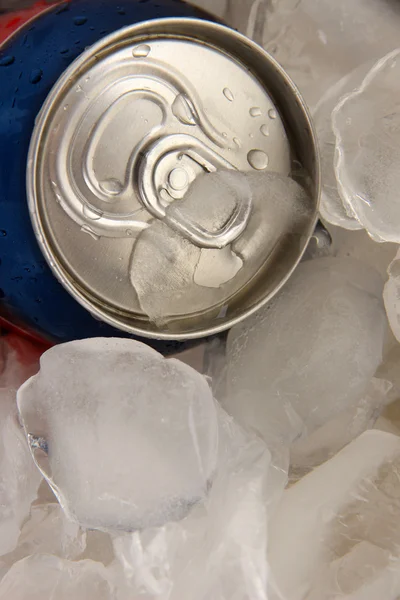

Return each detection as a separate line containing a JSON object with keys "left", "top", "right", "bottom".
{"left": 0, "top": 398, "right": 42, "bottom": 557}
{"left": 186, "top": 0, "right": 266, "bottom": 42}
{"left": 0, "top": 501, "right": 86, "bottom": 579}
{"left": 130, "top": 170, "right": 313, "bottom": 325}
{"left": 290, "top": 377, "right": 392, "bottom": 479}
{"left": 225, "top": 258, "right": 387, "bottom": 450}
{"left": 261, "top": 0, "right": 400, "bottom": 109}
{"left": 111, "top": 406, "right": 276, "bottom": 600}
{"left": 327, "top": 224, "right": 398, "bottom": 281}
{"left": 17, "top": 338, "right": 218, "bottom": 532}
{"left": 314, "top": 64, "right": 372, "bottom": 230}
{"left": 384, "top": 248, "right": 400, "bottom": 343}
{"left": 0, "top": 335, "right": 43, "bottom": 557}
{"left": 0, "top": 554, "right": 113, "bottom": 600}
{"left": 332, "top": 49, "right": 400, "bottom": 243}
{"left": 268, "top": 431, "right": 400, "bottom": 600}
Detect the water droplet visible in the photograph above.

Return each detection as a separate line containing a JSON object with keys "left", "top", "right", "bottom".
{"left": 169, "top": 168, "right": 189, "bottom": 191}
{"left": 63, "top": 104, "right": 69, "bottom": 111}
{"left": 248, "top": 149, "right": 269, "bottom": 171}
{"left": 29, "top": 68, "right": 43, "bottom": 84}
{"left": 172, "top": 94, "right": 197, "bottom": 126}
{"left": 83, "top": 204, "right": 103, "bottom": 220}
{"left": 260, "top": 124, "right": 269, "bottom": 137}
{"left": 126, "top": 229, "right": 133, "bottom": 237}
{"left": 223, "top": 87, "right": 234, "bottom": 102}
{"left": 268, "top": 108, "right": 277, "bottom": 120}
{"left": 233, "top": 137, "right": 242, "bottom": 148}
{"left": 0, "top": 55, "right": 15, "bottom": 67}
{"left": 132, "top": 44, "right": 150, "bottom": 58}
{"left": 60, "top": 48, "right": 69, "bottom": 55}
{"left": 0, "top": 230, "right": 7, "bottom": 237}
{"left": 75, "top": 84, "right": 82, "bottom": 93}
{"left": 99, "top": 178, "right": 123, "bottom": 195}
{"left": 73, "top": 16, "right": 87, "bottom": 26}
{"left": 250, "top": 107, "right": 262, "bottom": 117}
{"left": 222, "top": 132, "right": 228, "bottom": 138}
{"left": 80, "top": 225, "right": 99, "bottom": 240}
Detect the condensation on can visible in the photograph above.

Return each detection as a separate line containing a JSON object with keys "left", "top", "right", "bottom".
{"left": 27, "top": 17, "right": 320, "bottom": 341}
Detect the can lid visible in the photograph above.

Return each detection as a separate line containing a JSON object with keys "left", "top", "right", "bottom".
{"left": 28, "top": 19, "right": 319, "bottom": 339}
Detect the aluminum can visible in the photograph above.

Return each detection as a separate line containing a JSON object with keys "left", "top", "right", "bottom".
{"left": 0, "top": 0, "right": 212, "bottom": 350}
{"left": 2, "top": 4, "right": 320, "bottom": 344}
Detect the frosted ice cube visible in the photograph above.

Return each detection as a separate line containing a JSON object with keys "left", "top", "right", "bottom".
{"left": 268, "top": 431, "right": 400, "bottom": 600}
{"left": 0, "top": 335, "right": 43, "bottom": 557}
{"left": 384, "top": 248, "right": 400, "bottom": 344}
{"left": 314, "top": 64, "right": 372, "bottom": 230}
{"left": 186, "top": 0, "right": 266, "bottom": 41}
{"left": 261, "top": 0, "right": 400, "bottom": 109}
{"left": 111, "top": 406, "right": 275, "bottom": 600}
{"left": 225, "top": 258, "right": 387, "bottom": 449}
{"left": 0, "top": 501, "right": 86, "bottom": 579}
{"left": 327, "top": 224, "right": 398, "bottom": 281}
{"left": 332, "top": 49, "right": 400, "bottom": 243}
{"left": 290, "top": 377, "right": 392, "bottom": 479}
{"left": 17, "top": 338, "right": 218, "bottom": 532}
{"left": 131, "top": 170, "right": 313, "bottom": 325}
{"left": 0, "top": 554, "right": 113, "bottom": 600}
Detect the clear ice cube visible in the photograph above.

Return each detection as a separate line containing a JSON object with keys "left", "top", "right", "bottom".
{"left": 384, "top": 248, "right": 400, "bottom": 344}
{"left": 111, "top": 406, "right": 275, "bottom": 600}
{"left": 332, "top": 49, "right": 400, "bottom": 243}
{"left": 17, "top": 338, "right": 218, "bottom": 532}
{"left": 224, "top": 258, "right": 387, "bottom": 455}
{"left": 0, "top": 336, "right": 42, "bottom": 557}
{"left": 261, "top": 0, "right": 400, "bottom": 109}
{"left": 268, "top": 431, "right": 400, "bottom": 600}
{"left": 0, "top": 554, "right": 113, "bottom": 600}
{"left": 131, "top": 170, "right": 313, "bottom": 325}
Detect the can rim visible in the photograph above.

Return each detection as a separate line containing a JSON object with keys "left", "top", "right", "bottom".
{"left": 27, "top": 17, "right": 321, "bottom": 341}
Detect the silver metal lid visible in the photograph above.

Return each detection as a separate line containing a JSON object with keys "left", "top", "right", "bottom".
{"left": 27, "top": 18, "right": 320, "bottom": 340}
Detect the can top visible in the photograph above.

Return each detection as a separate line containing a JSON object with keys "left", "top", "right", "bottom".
{"left": 28, "top": 18, "right": 319, "bottom": 340}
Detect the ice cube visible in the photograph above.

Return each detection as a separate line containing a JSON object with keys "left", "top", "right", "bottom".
{"left": 17, "top": 338, "right": 218, "bottom": 532}
{"left": 290, "top": 377, "right": 392, "bottom": 479}
{"left": 261, "top": 0, "right": 400, "bottom": 109}
{"left": 0, "top": 501, "right": 86, "bottom": 579}
{"left": 0, "top": 554, "right": 113, "bottom": 600}
{"left": 186, "top": 0, "right": 266, "bottom": 42}
{"left": 224, "top": 258, "right": 387, "bottom": 450}
{"left": 384, "top": 248, "right": 400, "bottom": 344}
{"left": 332, "top": 49, "right": 400, "bottom": 243}
{"left": 314, "top": 64, "right": 373, "bottom": 230}
{"left": 327, "top": 224, "right": 398, "bottom": 281}
{"left": 130, "top": 170, "right": 313, "bottom": 325}
{"left": 268, "top": 431, "right": 400, "bottom": 600}
{"left": 0, "top": 335, "right": 43, "bottom": 557}
{"left": 111, "top": 406, "right": 275, "bottom": 600}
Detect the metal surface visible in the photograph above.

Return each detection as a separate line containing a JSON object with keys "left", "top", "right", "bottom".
{"left": 28, "top": 18, "right": 320, "bottom": 340}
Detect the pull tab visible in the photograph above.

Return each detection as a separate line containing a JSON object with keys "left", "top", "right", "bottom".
{"left": 139, "top": 134, "right": 253, "bottom": 249}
